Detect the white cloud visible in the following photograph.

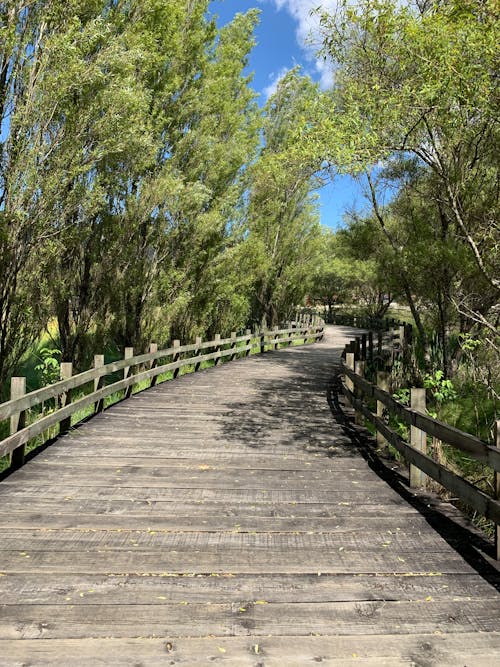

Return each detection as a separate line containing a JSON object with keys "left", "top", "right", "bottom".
{"left": 266, "top": 0, "right": 339, "bottom": 89}
{"left": 262, "top": 66, "right": 291, "bottom": 100}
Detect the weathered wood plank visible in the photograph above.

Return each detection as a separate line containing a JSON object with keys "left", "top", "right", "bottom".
{"left": 0, "top": 527, "right": 455, "bottom": 552}
{"left": 1, "top": 572, "right": 495, "bottom": 605}
{"left": 1, "top": 599, "right": 500, "bottom": 640}
{"left": 0, "top": 548, "right": 478, "bottom": 574}
{"left": 2, "top": 634, "right": 500, "bottom": 667}
{"left": 0, "top": 511, "right": 438, "bottom": 532}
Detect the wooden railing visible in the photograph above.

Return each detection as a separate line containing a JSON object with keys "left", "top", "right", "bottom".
{"left": 0, "top": 323, "right": 324, "bottom": 474}
{"left": 340, "top": 332, "right": 500, "bottom": 560}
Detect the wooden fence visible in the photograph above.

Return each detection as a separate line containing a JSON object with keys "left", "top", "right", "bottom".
{"left": 0, "top": 323, "right": 324, "bottom": 474}
{"left": 340, "top": 330, "right": 500, "bottom": 560}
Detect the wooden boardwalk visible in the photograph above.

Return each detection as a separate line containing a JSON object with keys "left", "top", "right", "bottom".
{"left": 1, "top": 325, "right": 499, "bottom": 665}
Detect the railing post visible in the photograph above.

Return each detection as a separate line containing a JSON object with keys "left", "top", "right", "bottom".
{"left": 260, "top": 331, "right": 266, "bottom": 355}
{"left": 10, "top": 377, "right": 26, "bottom": 471}
{"left": 94, "top": 355, "right": 105, "bottom": 413}
{"left": 377, "top": 330, "right": 383, "bottom": 364}
{"left": 354, "top": 360, "right": 365, "bottom": 425}
{"left": 354, "top": 337, "right": 361, "bottom": 359}
{"left": 409, "top": 388, "right": 427, "bottom": 489}
{"left": 195, "top": 337, "right": 202, "bottom": 371}
{"left": 59, "top": 362, "right": 73, "bottom": 435}
{"left": 345, "top": 352, "right": 355, "bottom": 403}
{"left": 361, "top": 333, "right": 367, "bottom": 361}
{"left": 173, "top": 340, "right": 181, "bottom": 377}
{"left": 230, "top": 332, "right": 237, "bottom": 361}
{"left": 273, "top": 326, "right": 279, "bottom": 351}
{"left": 368, "top": 331, "right": 374, "bottom": 364}
{"left": 495, "top": 420, "right": 500, "bottom": 560}
{"left": 124, "top": 348, "right": 134, "bottom": 399}
{"left": 149, "top": 343, "right": 158, "bottom": 387}
{"left": 245, "top": 329, "right": 251, "bottom": 357}
{"left": 376, "top": 371, "right": 390, "bottom": 451}
{"left": 214, "top": 334, "right": 221, "bottom": 366}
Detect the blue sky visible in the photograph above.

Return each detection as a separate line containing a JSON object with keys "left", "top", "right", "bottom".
{"left": 208, "top": 0, "right": 367, "bottom": 229}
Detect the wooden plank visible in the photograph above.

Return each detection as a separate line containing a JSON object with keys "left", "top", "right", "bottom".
{"left": 0, "top": 527, "right": 454, "bottom": 553}
{"left": 0, "top": 483, "right": 416, "bottom": 504}
{"left": 2, "top": 572, "right": 495, "bottom": 606}
{"left": 2, "top": 634, "right": 500, "bottom": 666}
{"left": 1, "top": 599, "right": 500, "bottom": 640}
{"left": 0, "top": 548, "right": 477, "bottom": 574}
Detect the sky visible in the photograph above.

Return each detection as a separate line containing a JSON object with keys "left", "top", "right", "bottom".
{"left": 207, "top": 0, "right": 368, "bottom": 229}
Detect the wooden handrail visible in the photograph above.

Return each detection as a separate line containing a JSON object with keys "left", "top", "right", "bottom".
{"left": 343, "top": 382, "right": 500, "bottom": 525}
{"left": 342, "top": 364, "right": 500, "bottom": 472}
{"left": 340, "top": 337, "right": 500, "bottom": 558}
{"left": 0, "top": 324, "right": 324, "bottom": 467}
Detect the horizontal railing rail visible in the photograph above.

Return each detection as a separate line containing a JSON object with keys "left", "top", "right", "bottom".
{"left": 1, "top": 323, "right": 324, "bottom": 472}
{"left": 340, "top": 335, "right": 500, "bottom": 559}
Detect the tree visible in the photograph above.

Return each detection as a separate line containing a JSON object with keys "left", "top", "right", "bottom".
{"left": 246, "top": 70, "right": 323, "bottom": 328}
{"left": 316, "top": 0, "right": 499, "bottom": 332}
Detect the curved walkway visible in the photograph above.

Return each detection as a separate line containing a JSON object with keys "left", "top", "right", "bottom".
{"left": 0, "top": 326, "right": 499, "bottom": 665}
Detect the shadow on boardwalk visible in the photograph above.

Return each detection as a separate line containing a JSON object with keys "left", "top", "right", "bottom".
{"left": 1, "top": 325, "right": 499, "bottom": 665}
{"left": 220, "top": 334, "right": 500, "bottom": 590}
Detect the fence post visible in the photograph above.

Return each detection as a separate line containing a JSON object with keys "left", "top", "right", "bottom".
{"left": 173, "top": 339, "right": 181, "bottom": 377}
{"left": 94, "top": 355, "right": 105, "bottom": 413}
{"left": 361, "top": 333, "right": 367, "bottom": 361}
{"left": 59, "top": 362, "right": 73, "bottom": 435}
{"left": 377, "top": 330, "right": 383, "bottom": 363}
{"left": 368, "top": 331, "right": 374, "bottom": 364}
{"left": 214, "top": 334, "right": 221, "bottom": 366}
{"left": 495, "top": 420, "right": 500, "bottom": 560}
{"left": 245, "top": 329, "right": 251, "bottom": 357}
{"left": 376, "top": 371, "right": 390, "bottom": 451}
{"left": 10, "top": 377, "right": 26, "bottom": 471}
{"left": 409, "top": 388, "right": 428, "bottom": 488}
{"left": 354, "top": 360, "right": 365, "bottom": 425}
{"left": 124, "top": 347, "right": 134, "bottom": 399}
{"left": 345, "top": 352, "right": 355, "bottom": 405}
{"left": 273, "top": 326, "right": 279, "bottom": 351}
{"left": 195, "top": 336, "right": 202, "bottom": 371}
{"left": 230, "top": 332, "right": 237, "bottom": 361}
{"left": 260, "top": 331, "right": 266, "bottom": 355}
{"left": 149, "top": 343, "right": 158, "bottom": 387}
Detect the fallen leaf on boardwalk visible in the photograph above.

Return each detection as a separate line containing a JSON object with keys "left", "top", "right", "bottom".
{"left": 254, "top": 644, "right": 259, "bottom": 654}
{"left": 425, "top": 596, "right": 433, "bottom": 602}
{"left": 217, "top": 647, "right": 226, "bottom": 653}
{"left": 165, "top": 642, "right": 173, "bottom": 653}
{"left": 198, "top": 464, "right": 212, "bottom": 471}
{"left": 239, "top": 607, "right": 246, "bottom": 612}
{"left": 157, "top": 596, "right": 167, "bottom": 600}
{"left": 254, "top": 600, "right": 268, "bottom": 605}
